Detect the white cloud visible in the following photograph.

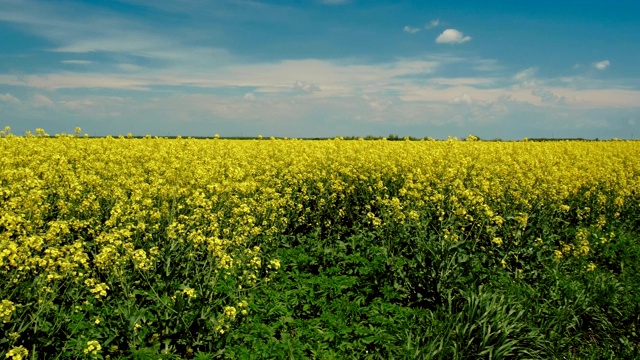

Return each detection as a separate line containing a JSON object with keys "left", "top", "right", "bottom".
{"left": 550, "top": 88, "right": 640, "bottom": 108}
{"left": 117, "top": 63, "right": 144, "bottom": 72}
{"left": 403, "top": 25, "right": 420, "bottom": 34}
{"left": 430, "top": 77, "right": 496, "bottom": 86}
{"left": 61, "top": 60, "right": 92, "bottom": 65}
{"left": 57, "top": 96, "right": 129, "bottom": 113}
{"left": 59, "top": 99, "right": 95, "bottom": 110}
{"left": 361, "top": 95, "right": 392, "bottom": 111}
{"left": 33, "top": 94, "right": 54, "bottom": 108}
{"left": 513, "top": 67, "right": 537, "bottom": 86}
{"left": 293, "top": 81, "right": 321, "bottom": 94}
{"left": 0, "top": 73, "right": 150, "bottom": 91}
{"left": 593, "top": 60, "right": 610, "bottom": 70}
{"left": 7, "top": 86, "right": 639, "bottom": 139}
{"left": 0, "top": 93, "right": 21, "bottom": 104}
{"left": 426, "top": 19, "right": 441, "bottom": 29}
{"left": 435, "top": 29, "right": 471, "bottom": 44}
{"left": 532, "top": 87, "right": 565, "bottom": 105}
{"left": 511, "top": 68, "right": 564, "bottom": 105}
{"left": 0, "top": 0, "right": 232, "bottom": 67}
{"left": 452, "top": 93, "right": 473, "bottom": 105}
{"left": 244, "top": 93, "right": 256, "bottom": 101}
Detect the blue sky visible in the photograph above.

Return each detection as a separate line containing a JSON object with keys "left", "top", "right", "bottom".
{"left": 1, "top": 0, "right": 639, "bottom": 138}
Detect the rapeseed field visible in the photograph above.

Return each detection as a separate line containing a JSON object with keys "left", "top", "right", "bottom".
{"left": 1, "top": 128, "right": 639, "bottom": 358}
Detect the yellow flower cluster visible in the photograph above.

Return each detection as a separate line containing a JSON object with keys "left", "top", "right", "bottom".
{"left": 4, "top": 346, "right": 28, "bottom": 360}
{"left": 223, "top": 306, "right": 237, "bottom": 319}
{"left": 85, "top": 278, "right": 109, "bottom": 299}
{"left": 84, "top": 340, "right": 101, "bottom": 355}
{"left": 1, "top": 299, "right": 16, "bottom": 323}
{"left": 182, "top": 287, "right": 196, "bottom": 299}
{"left": 214, "top": 300, "right": 251, "bottom": 334}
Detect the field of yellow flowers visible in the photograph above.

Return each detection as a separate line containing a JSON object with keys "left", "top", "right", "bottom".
{"left": 1, "top": 128, "right": 640, "bottom": 358}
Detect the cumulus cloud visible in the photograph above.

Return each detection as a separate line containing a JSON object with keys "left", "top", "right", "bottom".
{"left": 435, "top": 29, "right": 471, "bottom": 44}
{"left": 426, "top": 19, "right": 441, "bottom": 29}
{"left": 403, "top": 25, "right": 420, "bottom": 34}
{"left": 33, "top": 94, "right": 54, "bottom": 108}
{"left": 593, "top": 60, "right": 610, "bottom": 70}
{"left": 293, "top": 81, "right": 321, "bottom": 94}
{"left": 0, "top": 93, "right": 21, "bottom": 104}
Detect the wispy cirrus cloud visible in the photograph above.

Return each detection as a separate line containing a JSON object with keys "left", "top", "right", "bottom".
{"left": 0, "top": 0, "right": 233, "bottom": 69}
{"left": 403, "top": 25, "right": 420, "bottom": 34}
{"left": 60, "top": 60, "right": 93, "bottom": 65}
{"left": 2, "top": 55, "right": 639, "bottom": 110}
{"left": 426, "top": 19, "right": 441, "bottom": 29}
{"left": 0, "top": 73, "right": 150, "bottom": 91}
{"left": 32, "top": 94, "right": 54, "bottom": 108}
{"left": 0, "top": 57, "right": 441, "bottom": 96}
{"left": 0, "top": 93, "right": 21, "bottom": 104}
{"left": 513, "top": 67, "right": 537, "bottom": 84}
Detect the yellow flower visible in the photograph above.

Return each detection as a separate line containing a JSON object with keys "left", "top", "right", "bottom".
{"left": 585, "top": 263, "right": 596, "bottom": 272}
{"left": 268, "top": 259, "right": 281, "bottom": 270}
{"left": 182, "top": 288, "right": 196, "bottom": 299}
{"left": 554, "top": 250, "right": 564, "bottom": 261}
{"left": 224, "top": 306, "right": 237, "bottom": 319}
{"left": 84, "top": 340, "right": 101, "bottom": 355}
{"left": 492, "top": 237, "right": 503, "bottom": 246}
{"left": 89, "top": 283, "right": 110, "bottom": 299}
{"left": 5, "top": 346, "right": 28, "bottom": 360}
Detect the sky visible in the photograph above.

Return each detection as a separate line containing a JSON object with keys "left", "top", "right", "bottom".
{"left": 1, "top": 0, "right": 639, "bottom": 139}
